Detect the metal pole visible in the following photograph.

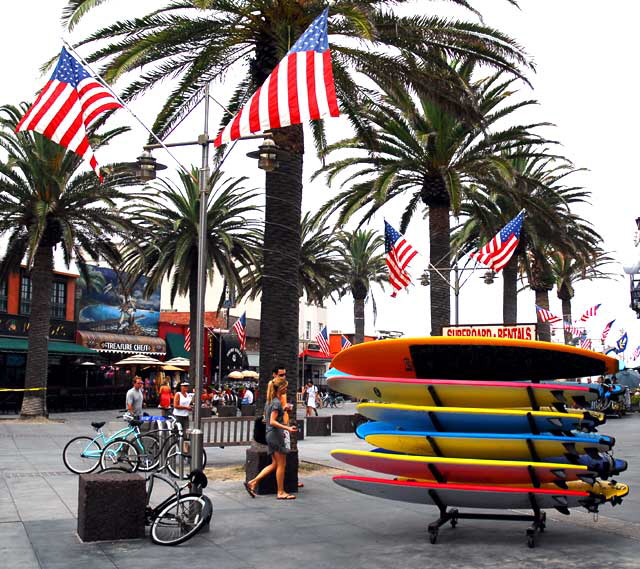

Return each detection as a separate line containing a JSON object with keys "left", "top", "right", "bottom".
{"left": 191, "top": 83, "right": 210, "bottom": 485}
{"left": 454, "top": 265, "right": 460, "bottom": 325}
{"left": 218, "top": 331, "right": 223, "bottom": 391}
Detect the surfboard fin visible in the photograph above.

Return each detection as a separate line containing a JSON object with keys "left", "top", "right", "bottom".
{"left": 577, "top": 474, "right": 596, "bottom": 486}
{"left": 550, "top": 390, "right": 567, "bottom": 404}
{"left": 550, "top": 469, "right": 567, "bottom": 479}
{"left": 585, "top": 447, "right": 601, "bottom": 459}
{"left": 554, "top": 506, "right": 571, "bottom": 515}
{"left": 553, "top": 480, "right": 568, "bottom": 489}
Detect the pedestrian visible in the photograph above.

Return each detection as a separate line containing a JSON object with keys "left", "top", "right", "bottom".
{"left": 304, "top": 379, "right": 318, "bottom": 417}
{"left": 241, "top": 386, "right": 254, "bottom": 405}
{"left": 157, "top": 378, "right": 173, "bottom": 417}
{"left": 126, "top": 376, "right": 144, "bottom": 418}
{"left": 244, "top": 366, "right": 297, "bottom": 500}
{"left": 172, "top": 381, "right": 193, "bottom": 434}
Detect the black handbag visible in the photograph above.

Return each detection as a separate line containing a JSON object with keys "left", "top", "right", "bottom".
{"left": 253, "top": 416, "right": 266, "bottom": 444}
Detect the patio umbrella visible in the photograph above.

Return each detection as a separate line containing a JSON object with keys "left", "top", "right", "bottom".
{"left": 164, "top": 357, "right": 190, "bottom": 367}
{"left": 227, "top": 370, "right": 244, "bottom": 380}
{"left": 115, "top": 354, "right": 164, "bottom": 366}
{"left": 162, "top": 364, "right": 185, "bottom": 371}
{"left": 242, "top": 370, "right": 259, "bottom": 379}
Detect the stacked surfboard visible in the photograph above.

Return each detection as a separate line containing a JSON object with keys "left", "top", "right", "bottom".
{"left": 328, "top": 337, "right": 629, "bottom": 545}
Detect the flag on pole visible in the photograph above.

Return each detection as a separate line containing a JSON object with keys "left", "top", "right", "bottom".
{"left": 341, "top": 335, "right": 352, "bottom": 350}
{"left": 315, "top": 326, "right": 330, "bottom": 356}
{"left": 632, "top": 345, "right": 640, "bottom": 360}
{"left": 470, "top": 210, "right": 525, "bottom": 272}
{"left": 536, "top": 305, "right": 562, "bottom": 323}
{"left": 16, "top": 47, "right": 122, "bottom": 179}
{"left": 601, "top": 319, "right": 615, "bottom": 343}
{"left": 579, "top": 336, "right": 592, "bottom": 351}
{"left": 233, "top": 312, "right": 247, "bottom": 351}
{"left": 214, "top": 8, "right": 339, "bottom": 146}
{"left": 184, "top": 328, "right": 191, "bottom": 352}
{"left": 615, "top": 331, "right": 628, "bottom": 354}
{"left": 579, "top": 304, "right": 601, "bottom": 322}
{"left": 384, "top": 221, "right": 418, "bottom": 297}
{"left": 563, "top": 321, "right": 583, "bottom": 337}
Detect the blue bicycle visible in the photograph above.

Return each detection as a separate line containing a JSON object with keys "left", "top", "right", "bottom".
{"left": 62, "top": 414, "right": 161, "bottom": 474}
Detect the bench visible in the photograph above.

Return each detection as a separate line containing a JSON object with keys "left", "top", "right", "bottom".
{"left": 201, "top": 415, "right": 256, "bottom": 447}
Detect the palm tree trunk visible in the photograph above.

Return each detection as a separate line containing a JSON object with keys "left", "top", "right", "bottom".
{"left": 188, "top": 268, "right": 198, "bottom": 377}
{"left": 561, "top": 298, "right": 572, "bottom": 344}
{"left": 429, "top": 205, "right": 450, "bottom": 336}
{"left": 257, "top": 124, "right": 303, "bottom": 418}
{"left": 502, "top": 256, "right": 518, "bottom": 325}
{"left": 354, "top": 295, "right": 365, "bottom": 344}
{"left": 535, "top": 290, "right": 552, "bottom": 342}
{"left": 20, "top": 244, "right": 53, "bottom": 418}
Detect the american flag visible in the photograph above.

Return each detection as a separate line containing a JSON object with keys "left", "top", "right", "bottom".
{"left": 341, "top": 335, "right": 352, "bottom": 350}
{"left": 563, "top": 321, "right": 583, "bottom": 337}
{"left": 579, "top": 304, "right": 601, "bottom": 322}
{"left": 384, "top": 221, "right": 418, "bottom": 297}
{"left": 601, "top": 319, "right": 615, "bottom": 343}
{"left": 316, "top": 326, "right": 330, "bottom": 356}
{"left": 214, "top": 8, "right": 339, "bottom": 146}
{"left": 184, "top": 328, "right": 191, "bottom": 352}
{"left": 233, "top": 312, "right": 247, "bottom": 351}
{"left": 579, "top": 336, "right": 592, "bottom": 350}
{"left": 471, "top": 210, "right": 525, "bottom": 272}
{"left": 536, "top": 305, "right": 561, "bottom": 323}
{"left": 632, "top": 345, "right": 640, "bottom": 360}
{"left": 16, "top": 48, "right": 121, "bottom": 179}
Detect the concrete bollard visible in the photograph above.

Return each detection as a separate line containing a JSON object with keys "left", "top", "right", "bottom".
{"left": 306, "top": 416, "right": 331, "bottom": 436}
{"left": 331, "top": 414, "right": 355, "bottom": 433}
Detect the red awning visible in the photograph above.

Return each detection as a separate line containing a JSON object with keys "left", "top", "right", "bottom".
{"left": 299, "top": 348, "right": 332, "bottom": 361}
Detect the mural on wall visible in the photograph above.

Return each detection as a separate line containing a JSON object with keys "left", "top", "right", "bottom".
{"left": 78, "top": 265, "right": 161, "bottom": 336}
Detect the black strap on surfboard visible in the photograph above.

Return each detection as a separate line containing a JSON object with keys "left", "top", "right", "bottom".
{"left": 427, "top": 385, "right": 443, "bottom": 407}
{"left": 527, "top": 465, "right": 541, "bottom": 488}
{"left": 526, "top": 412, "right": 540, "bottom": 435}
{"left": 427, "top": 463, "right": 446, "bottom": 484}
{"left": 525, "top": 386, "right": 540, "bottom": 411}
{"left": 526, "top": 438, "right": 541, "bottom": 462}
{"left": 425, "top": 435, "right": 443, "bottom": 457}
{"left": 427, "top": 411, "right": 444, "bottom": 432}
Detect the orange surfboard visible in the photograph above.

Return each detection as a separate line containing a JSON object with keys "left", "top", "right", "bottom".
{"left": 330, "top": 337, "right": 618, "bottom": 381}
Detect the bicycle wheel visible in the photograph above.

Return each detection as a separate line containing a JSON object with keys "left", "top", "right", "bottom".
{"left": 62, "top": 436, "right": 102, "bottom": 474}
{"left": 150, "top": 493, "right": 212, "bottom": 546}
{"left": 134, "top": 434, "right": 161, "bottom": 471}
{"left": 99, "top": 440, "right": 140, "bottom": 472}
{"left": 166, "top": 443, "right": 208, "bottom": 479}
{"left": 334, "top": 396, "right": 345, "bottom": 409}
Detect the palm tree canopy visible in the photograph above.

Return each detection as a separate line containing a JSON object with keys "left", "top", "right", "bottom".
{"left": 0, "top": 102, "right": 141, "bottom": 281}
{"left": 61, "top": 1, "right": 532, "bottom": 147}
{"left": 121, "top": 167, "right": 260, "bottom": 306}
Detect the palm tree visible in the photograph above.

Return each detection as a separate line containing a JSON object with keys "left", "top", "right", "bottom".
{"left": 0, "top": 103, "right": 139, "bottom": 418}
{"left": 316, "top": 66, "right": 545, "bottom": 335}
{"left": 60, "top": 0, "right": 533, "bottom": 413}
{"left": 122, "top": 167, "right": 260, "bottom": 370}
{"left": 333, "top": 229, "right": 387, "bottom": 344}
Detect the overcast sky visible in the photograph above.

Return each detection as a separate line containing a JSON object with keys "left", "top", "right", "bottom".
{"left": 3, "top": 1, "right": 640, "bottom": 358}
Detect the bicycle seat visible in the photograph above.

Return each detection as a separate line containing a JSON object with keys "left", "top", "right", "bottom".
{"left": 128, "top": 419, "right": 143, "bottom": 427}
{"left": 91, "top": 421, "right": 106, "bottom": 430}
{"left": 189, "top": 469, "right": 208, "bottom": 489}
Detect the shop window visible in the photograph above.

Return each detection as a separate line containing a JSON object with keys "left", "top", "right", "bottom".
{"left": 19, "top": 274, "right": 31, "bottom": 315}
{"left": 51, "top": 280, "right": 66, "bottom": 320}
{"left": 0, "top": 279, "right": 7, "bottom": 312}
{"left": 318, "top": 322, "right": 324, "bottom": 332}
{"left": 305, "top": 321, "right": 311, "bottom": 340}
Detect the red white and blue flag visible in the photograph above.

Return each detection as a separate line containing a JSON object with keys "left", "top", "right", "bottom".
{"left": 579, "top": 336, "right": 592, "bottom": 351}
{"left": 341, "top": 335, "right": 352, "bottom": 350}
{"left": 563, "top": 321, "right": 583, "bottom": 337}
{"left": 233, "top": 312, "right": 247, "bottom": 351}
{"left": 184, "top": 328, "right": 191, "bottom": 352}
{"left": 16, "top": 48, "right": 121, "bottom": 179}
{"left": 316, "top": 326, "right": 330, "bottom": 356}
{"left": 214, "top": 8, "right": 339, "bottom": 146}
{"left": 536, "top": 305, "right": 561, "bottom": 323}
{"left": 579, "top": 304, "right": 601, "bottom": 322}
{"left": 384, "top": 221, "right": 418, "bottom": 297}
{"left": 632, "top": 345, "right": 640, "bottom": 360}
{"left": 601, "top": 319, "right": 615, "bottom": 344}
{"left": 471, "top": 210, "right": 525, "bottom": 272}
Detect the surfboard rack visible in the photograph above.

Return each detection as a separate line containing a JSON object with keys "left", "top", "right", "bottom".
{"left": 425, "top": 490, "right": 546, "bottom": 548}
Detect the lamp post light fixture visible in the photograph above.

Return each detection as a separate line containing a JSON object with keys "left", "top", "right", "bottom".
{"left": 134, "top": 150, "right": 167, "bottom": 182}
{"left": 246, "top": 136, "right": 279, "bottom": 172}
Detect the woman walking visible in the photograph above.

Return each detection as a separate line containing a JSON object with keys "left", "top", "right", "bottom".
{"left": 157, "top": 378, "right": 173, "bottom": 417}
{"left": 244, "top": 368, "right": 297, "bottom": 500}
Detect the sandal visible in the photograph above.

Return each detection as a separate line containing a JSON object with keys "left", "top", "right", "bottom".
{"left": 277, "top": 494, "right": 296, "bottom": 500}
{"left": 243, "top": 482, "right": 256, "bottom": 498}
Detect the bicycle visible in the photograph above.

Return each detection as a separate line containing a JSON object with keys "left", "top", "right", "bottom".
{"left": 320, "top": 392, "right": 345, "bottom": 408}
{"left": 154, "top": 420, "right": 208, "bottom": 479}
{"left": 62, "top": 413, "right": 160, "bottom": 474}
{"left": 100, "top": 468, "right": 212, "bottom": 546}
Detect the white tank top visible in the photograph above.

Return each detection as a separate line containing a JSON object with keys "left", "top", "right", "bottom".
{"left": 173, "top": 392, "right": 192, "bottom": 416}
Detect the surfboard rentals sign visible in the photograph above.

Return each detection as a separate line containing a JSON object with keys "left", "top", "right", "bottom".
{"left": 442, "top": 324, "right": 537, "bottom": 340}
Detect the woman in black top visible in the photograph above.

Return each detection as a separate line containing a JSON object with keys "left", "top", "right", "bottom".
{"left": 244, "top": 373, "right": 297, "bottom": 499}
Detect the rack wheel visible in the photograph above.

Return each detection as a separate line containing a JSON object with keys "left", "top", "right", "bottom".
{"left": 450, "top": 518, "right": 458, "bottom": 528}
{"left": 428, "top": 528, "right": 438, "bottom": 544}
{"left": 527, "top": 535, "right": 535, "bottom": 548}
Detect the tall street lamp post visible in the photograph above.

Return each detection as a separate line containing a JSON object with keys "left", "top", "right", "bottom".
{"left": 132, "top": 86, "right": 279, "bottom": 488}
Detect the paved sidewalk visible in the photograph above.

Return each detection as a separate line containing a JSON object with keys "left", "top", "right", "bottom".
{"left": 1, "top": 406, "right": 639, "bottom": 568}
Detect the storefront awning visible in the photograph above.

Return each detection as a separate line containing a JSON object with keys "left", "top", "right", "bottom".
{"left": 299, "top": 348, "right": 332, "bottom": 362}
{"left": 0, "top": 337, "right": 97, "bottom": 356}
{"left": 165, "top": 333, "right": 189, "bottom": 359}
{"left": 76, "top": 331, "right": 166, "bottom": 355}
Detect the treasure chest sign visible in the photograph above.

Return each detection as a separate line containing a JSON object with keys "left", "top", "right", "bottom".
{"left": 77, "top": 265, "right": 161, "bottom": 336}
